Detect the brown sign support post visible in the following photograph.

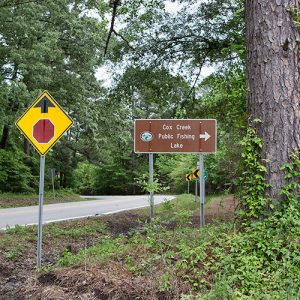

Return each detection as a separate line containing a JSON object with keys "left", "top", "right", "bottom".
{"left": 134, "top": 119, "right": 217, "bottom": 225}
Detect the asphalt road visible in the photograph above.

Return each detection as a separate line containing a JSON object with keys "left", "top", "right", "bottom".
{"left": 0, "top": 195, "right": 175, "bottom": 229}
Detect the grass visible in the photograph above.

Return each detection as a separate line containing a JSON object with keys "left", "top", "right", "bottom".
{"left": 55, "top": 194, "right": 223, "bottom": 268}
{"left": 44, "top": 219, "right": 107, "bottom": 239}
{"left": 0, "top": 189, "right": 83, "bottom": 208}
{"left": 58, "top": 237, "right": 133, "bottom": 267}
{"left": 0, "top": 193, "right": 219, "bottom": 256}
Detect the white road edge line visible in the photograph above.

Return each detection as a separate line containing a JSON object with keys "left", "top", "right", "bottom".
{"left": 0, "top": 197, "right": 175, "bottom": 231}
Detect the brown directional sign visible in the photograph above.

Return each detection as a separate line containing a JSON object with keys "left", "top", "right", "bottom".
{"left": 134, "top": 119, "right": 217, "bottom": 153}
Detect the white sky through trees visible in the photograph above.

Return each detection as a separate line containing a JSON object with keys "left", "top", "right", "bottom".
{"left": 96, "top": 0, "right": 214, "bottom": 86}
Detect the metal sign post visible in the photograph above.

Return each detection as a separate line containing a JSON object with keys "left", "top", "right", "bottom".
{"left": 37, "top": 156, "right": 45, "bottom": 269}
{"left": 16, "top": 90, "right": 73, "bottom": 269}
{"left": 195, "top": 179, "right": 197, "bottom": 202}
{"left": 186, "top": 174, "right": 192, "bottom": 194}
{"left": 51, "top": 168, "right": 56, "bottom": 201}
{"left": 149, "top": 153, "right": 154, "bottom": 220}
{"left": 199, "top": 154, "right": 205, "bottom": 227}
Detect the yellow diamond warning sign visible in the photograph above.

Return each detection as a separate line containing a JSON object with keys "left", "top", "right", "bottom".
{"left": 16, "top": 91, "right": 73, "bottom": 156}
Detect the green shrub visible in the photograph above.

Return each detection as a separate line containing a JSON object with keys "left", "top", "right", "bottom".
{"left": 72, "top": 162, "right": 98, "bottom": 195}
{"left": 206, "top": 203, "right": 300, "bottom": 298}
{"left": 0, "top": 149, "right": 35, "bottom": 193}
{"left": 200, "top": 152, "right": 300, "bottom": 298}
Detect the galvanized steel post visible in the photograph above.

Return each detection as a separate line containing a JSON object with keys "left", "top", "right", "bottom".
{"left": 195, "top": 179, "right": 197, "bottom": 202}
{"left": 37, "top": 155, "right": 45, "bottom": 269}
{"left": 149, "top": 153, "right": 154, "bottom": 220}
{"left": 199, "top": 154, "right": 205, "bottom": 227}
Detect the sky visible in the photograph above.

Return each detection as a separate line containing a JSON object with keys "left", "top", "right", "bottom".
{"left": 165, "top": 0, "right": 184, "bottom": 13}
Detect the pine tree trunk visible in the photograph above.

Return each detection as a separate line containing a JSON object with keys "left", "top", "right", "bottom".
{"left": 246, "top": 1, "right": 300, "bottom": 201}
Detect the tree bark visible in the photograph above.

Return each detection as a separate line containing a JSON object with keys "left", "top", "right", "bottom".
{"left": 23, "top": 138, "right": 30, "bottom": 155}
{"left": 0, "top": 125, "right": 10, "bottom": 149}
{"left": 246, "top": 0, "right": 300, "bottom": 201}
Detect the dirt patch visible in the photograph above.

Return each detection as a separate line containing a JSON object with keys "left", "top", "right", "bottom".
{"left": 0, "top": 210, "right": 149, "bottom": 300}
{"left": 101, "top": 211, "right": 148, "bottom": 236}
{"left": 192, "top": 196, "right": 237, "bottom": 226}
{"left": 0, "top": 261, "right": 29, "bottom": 300}
{"left": 24, "top": 263, "right": 144, "bottom": 299}
{"left": 23, "top": 262, "right": 190, "bottom": 300}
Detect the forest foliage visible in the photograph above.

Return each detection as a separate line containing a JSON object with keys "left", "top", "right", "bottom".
{"left": 0, "top": 0, "right": 246, "bottom": 195}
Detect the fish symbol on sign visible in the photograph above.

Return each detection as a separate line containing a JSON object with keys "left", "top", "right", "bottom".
{"left": 140, "top": 131, "right": 153, "bottom": 142}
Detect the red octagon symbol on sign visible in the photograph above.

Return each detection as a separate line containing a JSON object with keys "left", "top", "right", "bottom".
{"left": 33, "top": 119, "right": 55, "bottom": 144}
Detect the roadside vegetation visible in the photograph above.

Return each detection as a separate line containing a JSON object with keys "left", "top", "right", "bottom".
{"left": 1, "top": 193, "right": 299, "bottom": 299}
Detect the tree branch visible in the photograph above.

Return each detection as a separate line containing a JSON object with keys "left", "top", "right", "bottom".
{"left": 187, "top": 49, "right": 212, "bottom": 99}
{"left": 112, "top": 29, "right": 134, "bottom": 50}
{"left": 104, "top": 0, "right": 121, "bottom": 57}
